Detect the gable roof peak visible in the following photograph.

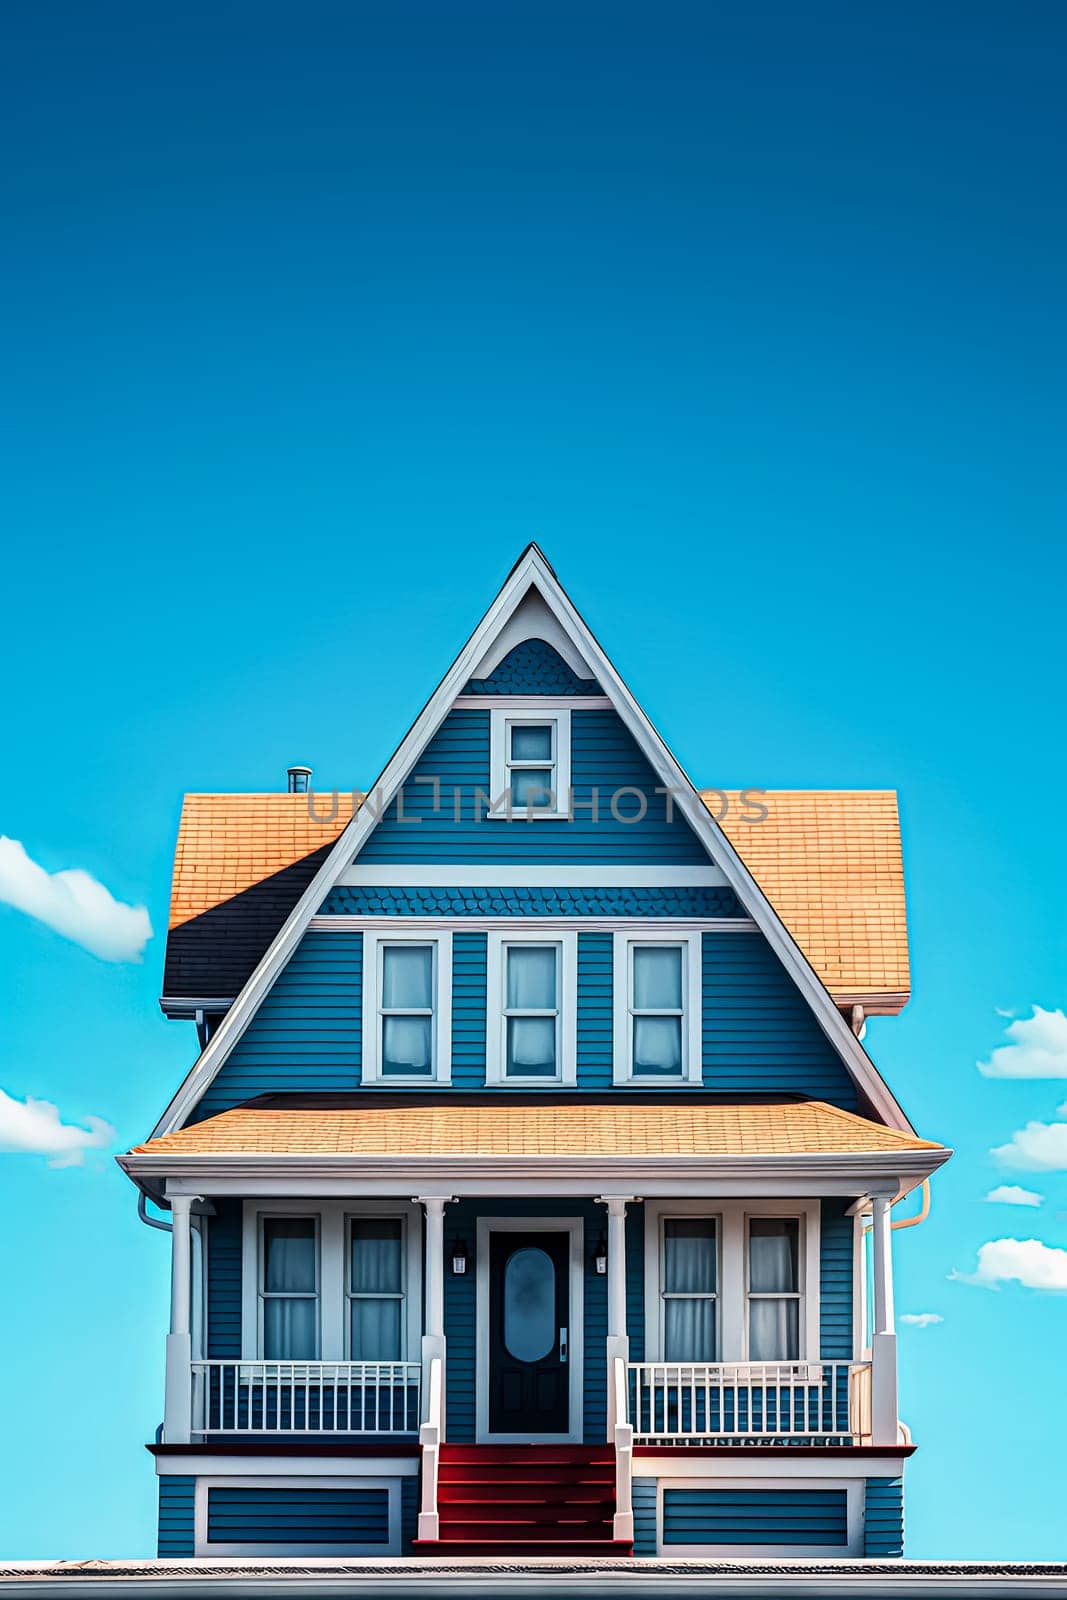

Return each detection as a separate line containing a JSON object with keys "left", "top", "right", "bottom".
{"left": 149, "top": 548, "right": 915, "bottom": 1139}
{"left": 507, "top": 541, "right": 558, "bottom": 581}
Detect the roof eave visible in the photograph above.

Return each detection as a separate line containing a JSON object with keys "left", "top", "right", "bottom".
{"left": 117, "top": 1147, "right": 951, "bottom": 1201}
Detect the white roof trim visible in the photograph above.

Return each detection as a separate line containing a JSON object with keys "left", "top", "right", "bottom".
{"left": 150, "top": 544, "right": 914, "bottom": 1136}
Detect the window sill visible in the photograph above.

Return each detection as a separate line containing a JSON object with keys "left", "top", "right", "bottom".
{"left": 483, "top": 808, "right": 572, "bottom": 822}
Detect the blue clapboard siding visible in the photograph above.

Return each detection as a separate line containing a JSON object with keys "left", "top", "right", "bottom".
{"left": 192, "top": 927, "right": 856, "bottom": 1106}
{"left": 632, "top": 1478, "right": 658, "bottom": 1557}
{"left": 442, "top": 1199, "right": 640, "bottom": 1443}
{"left": 865, "top": 1477, "right": 904, "bottom": 1557}
{"left": 357, "top": 708, "right": 709, "bottom": 863}
{"left": 206, "top": 1485, "right": 389, "bottom": 1546}
{"left": 197, "top": 932, "right": 362, "bottom": 1116}
{"left": 400, "top": 1476, "right": 418, "bottom": 1554}
{"left": 662, "top": 1488, "right": 848, "bottom": 1547}
{"left": 577, "top": 932, "right": 613, "bottom": 1088}
{"left": 452, "top": 932, "right": 488, "bottom": 1088}
{"left": 702, "top": 932, "right": 857, "bottom": 1108}
{"left": 820, "top": 1199, "right": 855, "bottom": 1360}
{"left": 158, "top": 1476, "right": 195, "bottom": 1558}
{"left": 321, "top": 885, "right": 741, "bottom": 917}
{"left": 207, "top": 1199, "right": 243, "bottom": 1359}
{"left": 464, "top": 638, "right": 604, "bottom": 695}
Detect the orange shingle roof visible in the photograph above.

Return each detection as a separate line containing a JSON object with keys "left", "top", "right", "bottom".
{"left": 166, "top": 788, "right": 908, "bottom": 1013}
{"left": 169, "top": 793, "right": 356, "bottom": 930}
{"left": 131, "top": 1099, "right": 941, "bottom": 1159}
{"left": 712, "top": 791, "right": 909, "bottom": 1014}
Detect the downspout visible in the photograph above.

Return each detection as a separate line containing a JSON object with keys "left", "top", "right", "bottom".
{"left": 138, "top": 1190, "right": 172, "bottom": 1232}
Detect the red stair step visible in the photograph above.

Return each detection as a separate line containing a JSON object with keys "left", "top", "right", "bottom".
{"left": 412, "top": 1539, "right": 634, "bottom": 1558}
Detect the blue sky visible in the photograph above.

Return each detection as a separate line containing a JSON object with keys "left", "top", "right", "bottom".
{"left": 1, "top": 0, "right": 1065, "bottom": 1561}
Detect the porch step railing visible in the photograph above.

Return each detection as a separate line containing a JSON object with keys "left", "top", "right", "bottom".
{"left": 191, "top": 1360, "right": 421, "bottom": 1435}
{"left": 628, "top": 1360, "right": 872, "bottom": 1442}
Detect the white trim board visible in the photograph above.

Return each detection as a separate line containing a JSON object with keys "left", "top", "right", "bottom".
{"left": 474, "top": 1215, "right": 584, "bottom": 1445}
{"left": 336, "top": 865, "right": 731, "bottom": 885}
{"left": 453, "top": 694, "right": 613, "bottom": 710}
{"left": 148, "top": 545, "right": 912, "bottom": 1137}
{"left": 156, "top": 1454, "right": 418, "bottom": 1476}
{"left": 310, "top": 916, "right": 756, "bottom": 933}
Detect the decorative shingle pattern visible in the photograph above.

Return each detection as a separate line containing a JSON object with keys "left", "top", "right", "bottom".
{"left": 712, "top": 790, "right": 909, "bottom": 1013}
{"left": 463, "top": 638, "right": 603, "bottom": 696}
{"left": 131, "top": 1099, "right": 943, "bottom": 1159}
{"left": 318, "top": 885, "right": 743, "bottom": 917}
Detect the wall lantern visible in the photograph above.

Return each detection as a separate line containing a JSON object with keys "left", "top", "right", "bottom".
{"left": 451, "top": 1237, "right": 471, "bottom": 1276}
{"left": 593, "top": 1230, "right": 608, "bottom": 1275}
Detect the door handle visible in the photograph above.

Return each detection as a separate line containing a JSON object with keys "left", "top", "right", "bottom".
{"left": 559, "top": 1327, "right": 568, "bottom": 1364}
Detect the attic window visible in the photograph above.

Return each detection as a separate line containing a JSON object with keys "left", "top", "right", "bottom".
{"left": 488, "top": 707, "right": 571, "bottom": 819}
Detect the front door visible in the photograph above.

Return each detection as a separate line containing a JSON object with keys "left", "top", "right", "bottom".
{"left": 488, "top": 1230, "right": 570, "bottom": 1437}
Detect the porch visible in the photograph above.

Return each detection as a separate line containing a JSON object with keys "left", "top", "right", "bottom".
{"left": 160, "top": 1186, "right": 899, "bottom": 1458}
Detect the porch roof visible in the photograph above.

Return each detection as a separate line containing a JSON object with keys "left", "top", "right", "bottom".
{"left": 128, "top": 1096, "right": 944, "bottom": 1160}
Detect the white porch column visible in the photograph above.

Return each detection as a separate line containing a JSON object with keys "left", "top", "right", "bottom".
{"left": 416, "top": 1196, "right": 453, "bottom": 1542}
{"left": 870, "top": 1194, "right": 899, "bottom": 1446}
{"left": 415, "top": 1197, "right": 454, "bottom": 1409}
{"left": 597, "top": 1196, "right": 635, "bottom": 1542}
{"left": 164, "top": 1194, "right": 194, "bottom": 1443}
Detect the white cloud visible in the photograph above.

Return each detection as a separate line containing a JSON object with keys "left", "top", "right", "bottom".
{"left": 985, "top": 1184, "right": 1044, "bottom": 1208}
{"left": 0, "top": 1088, "right": 115, "bottom": 1168}
{"left": 899, "top": 1312, "right": 943, "bottom": 1327}
{"left": 950, "top": 1237, "right": 1067, "bottom": 1292}
{"left": 0, "top": 836, "right": 152, "bottom": 962}
{"left": 978, "top": 1006, "right": 1067, "bottom": 1078}
{"left": 991, "top": 1119, "right": 1067, "bottom": 1172}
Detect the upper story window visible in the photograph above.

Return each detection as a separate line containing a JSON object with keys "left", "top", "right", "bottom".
{"left": 612, "top": 931, "right": 702, "bottom": 1085}
{"left": 486, "top": 931, "right": 577, "bottom": 1085}
{"left": 488, "top": 707, "right": 571, "bottom": 819}
{"left": 362, "top": 932, "right": 453, "bottom": 1085}
{"left": 747, "top": 1217, "right": 801, "bottom": 1360}
{"left": 260, "top": 1215, "right": 319, "bottom": 1359}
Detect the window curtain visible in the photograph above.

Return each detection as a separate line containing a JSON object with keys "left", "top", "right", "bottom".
{"left": 350, "top": 1220, "right": 403, "bottom": 1359}
{"left": 633, "top": 947, "right": 682, "bottom": 1008}
{"left": 663, "top": 1219, "right": 717, "bottom": 1360}
{"left": 633, "top": 948, "right": 683, "bottom": 1075}
{"left": 506, "top": 946, "right": 557, "bottom": 1075}
{"left": 748, "top": 1219, "right": 800, "bottom": 1360}
{"left": 263, "top": 1218, "right": 318, "bottom": 1359}
{"left": 381, "top": 946, "right": 433, "bottom": 1075}
{"left": 510, "top": 725, "right": 552, "bottom": 760}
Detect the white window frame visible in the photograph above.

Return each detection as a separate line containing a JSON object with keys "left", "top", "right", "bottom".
{"left": 242, "top": 1200, "right": 422, "bottom": 1362}
{"left": 257, "top": 1212, "right": 321, "bottom": 1360}
{"left": 194, "top": 1473, "right": 403, "bottom": 1556}
{"left": 485, "top": 930, "right": 577, "bottom": 1085}
{"left": 643, "top": 1199, "right": 820, "bottom": 1363}
{"left": 361, "top": 931, "right": 452, "bottom": 1085}
{"left": 613, "top": 931, "right": 702, "bottom": 1085}
{"left": 488, "top": 705, "right": 572, "bottom": 820}
{"left": 658, "top": 1212, "right": 721, "bottom": 1362}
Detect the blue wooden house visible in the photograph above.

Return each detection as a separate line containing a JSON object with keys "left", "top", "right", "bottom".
{"left": 120, "top": 546, "right": 949, "bottom": 1562}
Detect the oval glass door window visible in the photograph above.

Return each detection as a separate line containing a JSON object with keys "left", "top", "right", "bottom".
{"left": 503, "top": 1247, "right": 556, "bottom": 1363}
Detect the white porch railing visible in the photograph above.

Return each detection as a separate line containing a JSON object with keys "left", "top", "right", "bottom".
{"left": 191, "top": 1360, "right": 421, "bottom": 1435}
{"left": 628, "top": 1361, "right": 872, "bottom": 1442}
